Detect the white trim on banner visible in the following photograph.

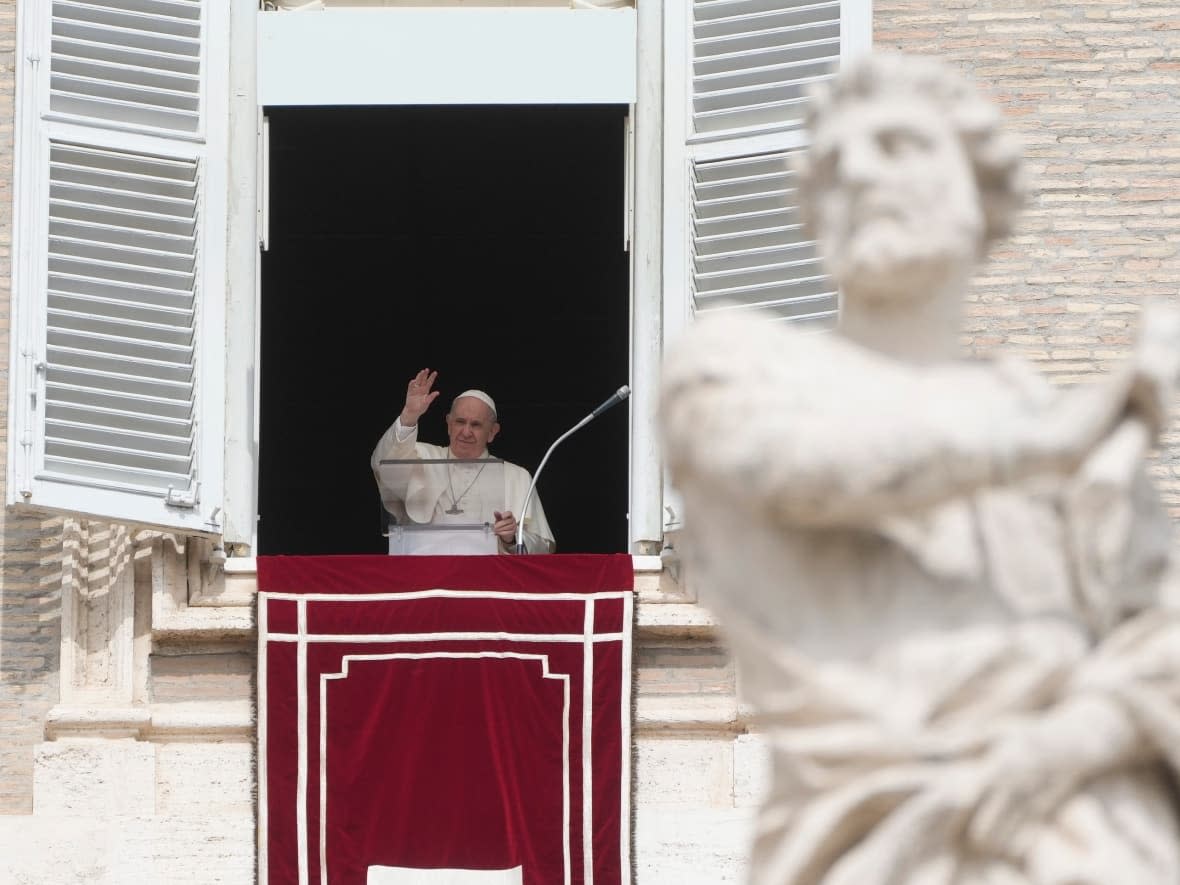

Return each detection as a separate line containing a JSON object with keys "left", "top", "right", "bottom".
{"left": 265, "top": 631, "right": 626, "bottom": 645}
{"left": 619, "top": 591, "right": 634, "bottom": 878}
{"left": 258, "top": 592, "right": 270, "bottom": 885}
{"left": 582, "top": 600, "right": 595, "bottom": 885}
{"left": 320, "top": 653, "right": 572, "bottom": 885}
{"left": 262, "top": 590, "right": 633, "bottom": 603}
{"left": 367, "top": 868, "right": 523, "bottom": 885}
{"left": 297, "top": 598, "right": 310, "bottom": 885}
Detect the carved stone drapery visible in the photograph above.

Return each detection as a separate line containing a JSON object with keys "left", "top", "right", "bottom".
{"left": 47, "top": 520, "right": 152, "bottom": 737}
{"left": 45, "top": 523, "right": 252, "bottom": 739}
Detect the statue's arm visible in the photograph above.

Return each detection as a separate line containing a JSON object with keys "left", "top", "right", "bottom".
{"left": 662, "top": 315, "right": 1174, "bottom": 528}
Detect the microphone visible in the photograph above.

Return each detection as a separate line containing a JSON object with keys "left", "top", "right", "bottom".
{"left": 589, "top": 385, "right": 631, "bottom": 420}
{"left": 515, "top": 385, "right": 632, "bottom": 554}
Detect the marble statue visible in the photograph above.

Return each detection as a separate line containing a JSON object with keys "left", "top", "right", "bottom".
{"left": 661, "top": 53, "right": 1180, "bottom": 884}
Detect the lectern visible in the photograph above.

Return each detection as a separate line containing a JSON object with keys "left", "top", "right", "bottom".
{"left": 376, "top": 457, "right": 506, "bottom": 555}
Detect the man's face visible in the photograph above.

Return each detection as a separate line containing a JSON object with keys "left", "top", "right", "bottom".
{"left": 446, "top": 397, "right": 500, "bottom": 459}
{"left": 806, "top": 97, "right": 984, "bottom": 302}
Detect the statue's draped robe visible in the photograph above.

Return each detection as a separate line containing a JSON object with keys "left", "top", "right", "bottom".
{"left": 663, "top": 318, "right": 1180, "bottom": 885}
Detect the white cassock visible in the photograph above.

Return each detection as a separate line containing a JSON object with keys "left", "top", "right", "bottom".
{"left": 371, "top": 417, "right": 555, "bottom": 554}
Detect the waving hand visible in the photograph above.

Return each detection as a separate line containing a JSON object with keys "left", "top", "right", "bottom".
{"left": 400, "top": 368, "right": 441, "bottom": 427}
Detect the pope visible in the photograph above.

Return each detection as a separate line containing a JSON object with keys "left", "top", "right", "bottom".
{"left": 371, "top": 368, "right": 555, "bottom": 554}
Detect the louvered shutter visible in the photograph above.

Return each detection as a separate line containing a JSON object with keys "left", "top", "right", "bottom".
{"left": 664, "top": 0, "right": 870, "bottom": 334}
{"left": 49, "top": 0, "right": 202, "bottom": 132}
{"left": 690, "top": 149, "right": 833, "bottom": 323}
{"left": 10, "top": 0, "right": 228, "bottom": 534}
{"left": 660, "top": 0, "right": 868, "bottom": 532}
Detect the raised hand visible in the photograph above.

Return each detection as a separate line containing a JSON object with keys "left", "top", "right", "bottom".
{"left": 400, "top": 368, "right": 440, "bottom": 427}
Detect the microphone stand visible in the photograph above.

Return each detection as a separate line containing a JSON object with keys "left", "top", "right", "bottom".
{"left": 516, "top": 386, "right": 630, "bottom": 554}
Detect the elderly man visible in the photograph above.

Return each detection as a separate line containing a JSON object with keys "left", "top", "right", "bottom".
{"left": 371, "top": 369, "right": 554, "bottom": 554}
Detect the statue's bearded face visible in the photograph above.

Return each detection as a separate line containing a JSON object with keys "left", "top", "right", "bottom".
{"left": 806, "top": 97, "right": 985, "bottom": 304}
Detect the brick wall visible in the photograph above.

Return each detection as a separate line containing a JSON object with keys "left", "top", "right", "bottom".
{"left": 0, "top": 3, "right": 66, "bottom": 815}
{"left": 875, "top": 0, "right": 1180, "bottom": 514}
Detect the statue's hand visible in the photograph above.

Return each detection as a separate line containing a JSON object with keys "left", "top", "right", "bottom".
{"left": 967, "top": 731, "right": 1082, "bottom": 858}
{"left": 1128, "top": 305, "right": 1180, "bottom": 437}
{"left": 966, "top": 693, "right": 1143, "bottom": 858}
{"left": 1013, "top": 308, "right": 1180, "bottom": 480}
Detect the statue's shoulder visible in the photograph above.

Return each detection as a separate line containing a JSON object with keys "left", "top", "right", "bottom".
{"left": 663, "top": 316, "right": 899, "bottom": 405}
{"left": 988, "top": 353, "right": 1056, "bottom": 401}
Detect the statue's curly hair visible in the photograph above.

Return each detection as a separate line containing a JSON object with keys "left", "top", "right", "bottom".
{"left": 796, "top": 53, "right": 1027, "bottom": 250}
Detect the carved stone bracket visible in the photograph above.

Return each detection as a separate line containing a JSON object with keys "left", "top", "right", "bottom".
{"left": 46, "top": 524, "right": 255, "bottom": 740}
{"left": 47, "top": 520, "right": 150, "bottom": 739}
{"left": 150, "top": 536, "right": 254, "bottom": 639}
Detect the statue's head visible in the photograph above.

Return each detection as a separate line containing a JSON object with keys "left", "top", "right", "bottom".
{"left": 796, "top": 53, "right": 1025, "bottom": 307}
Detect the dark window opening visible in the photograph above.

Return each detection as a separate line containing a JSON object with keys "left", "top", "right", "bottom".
{"left": 258, "top": 105, "right": 631, "bottom": 555}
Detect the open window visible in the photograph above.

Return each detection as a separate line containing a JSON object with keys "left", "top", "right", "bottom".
{"left": 247, "top": 8, "right": 639, "bottom": 555}
{"left": 256, "top": 105, "right": 631, "bottom": 554}
{"left": 8, "top": 0, "right": 230, "bottom": 534}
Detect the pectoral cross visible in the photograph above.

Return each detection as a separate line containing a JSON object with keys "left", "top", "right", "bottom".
{"left": 446, "top": 458, "right": 488, "bottom": 517}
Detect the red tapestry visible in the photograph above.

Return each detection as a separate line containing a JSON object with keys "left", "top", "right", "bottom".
{"left": 258, "top": 555, "right": 635, "bottom": 885}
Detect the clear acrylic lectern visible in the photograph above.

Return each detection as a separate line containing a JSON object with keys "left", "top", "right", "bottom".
{"left": 376, "top": 458, "right": 507, "bottom": 555}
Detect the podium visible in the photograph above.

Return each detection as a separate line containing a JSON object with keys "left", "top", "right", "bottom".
{"left": 377, "top": 458, "right": 506, "bottom": 555}
{"left": 385, "top": 523, "right": 498, "bottom": 555}
{"left": 257, "top": 555, "right": 634, "bottom": 885}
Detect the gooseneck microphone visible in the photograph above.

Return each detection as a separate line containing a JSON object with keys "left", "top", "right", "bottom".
{"left": 589, "top": 386, "right": 631, "bottom": 419}
{"left": 516, "top": 385, "right": 631, "bottom": 554}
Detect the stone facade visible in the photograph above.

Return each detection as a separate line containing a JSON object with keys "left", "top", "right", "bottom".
{"left": 0, "top": 1, "right": 1177, "bottom": 883}
{"left": 0, "top": 528, "right": 256, "bottom": 882}
{"left": 877, "top": 0, "right": 1180, "bottom": 514}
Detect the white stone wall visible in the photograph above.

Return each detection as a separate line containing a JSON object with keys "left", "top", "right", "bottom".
{"left": 632, "top": 561, "right": 758, "bottom": 883}
{"left": 0, "top": 531, "right": 255, "bottom": 883}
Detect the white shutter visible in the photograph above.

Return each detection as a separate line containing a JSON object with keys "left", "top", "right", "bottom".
{"left": 664, "top": 0, "right": 870, "bottom": 337}
{"left": 45, "top": 143, "right": 199, "bottom": 491}
{"left": 49, "top": 0, "right": 202, "bottom": 133}
{"left": 690, "top": 149, "right": 835, "bottom": 322}
{"left": 10, "top": 0, "right": 228, "bottom": 534}
{"left": 660, "top": 0, "right": 869, "bottom": 531}
{"left": 692, "top": 0, "right": 840, "bottom": 139}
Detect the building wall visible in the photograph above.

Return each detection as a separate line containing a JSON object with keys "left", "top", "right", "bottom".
{"left": 876, "top": 0, "right": 1180, "bottom": 514}
{"left": 0, "top": 525, "right": 256, "bottom": 882}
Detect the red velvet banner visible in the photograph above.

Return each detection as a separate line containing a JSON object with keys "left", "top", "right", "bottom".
{"left": 258, "top": 555, "right": 634, "bottom": 885}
